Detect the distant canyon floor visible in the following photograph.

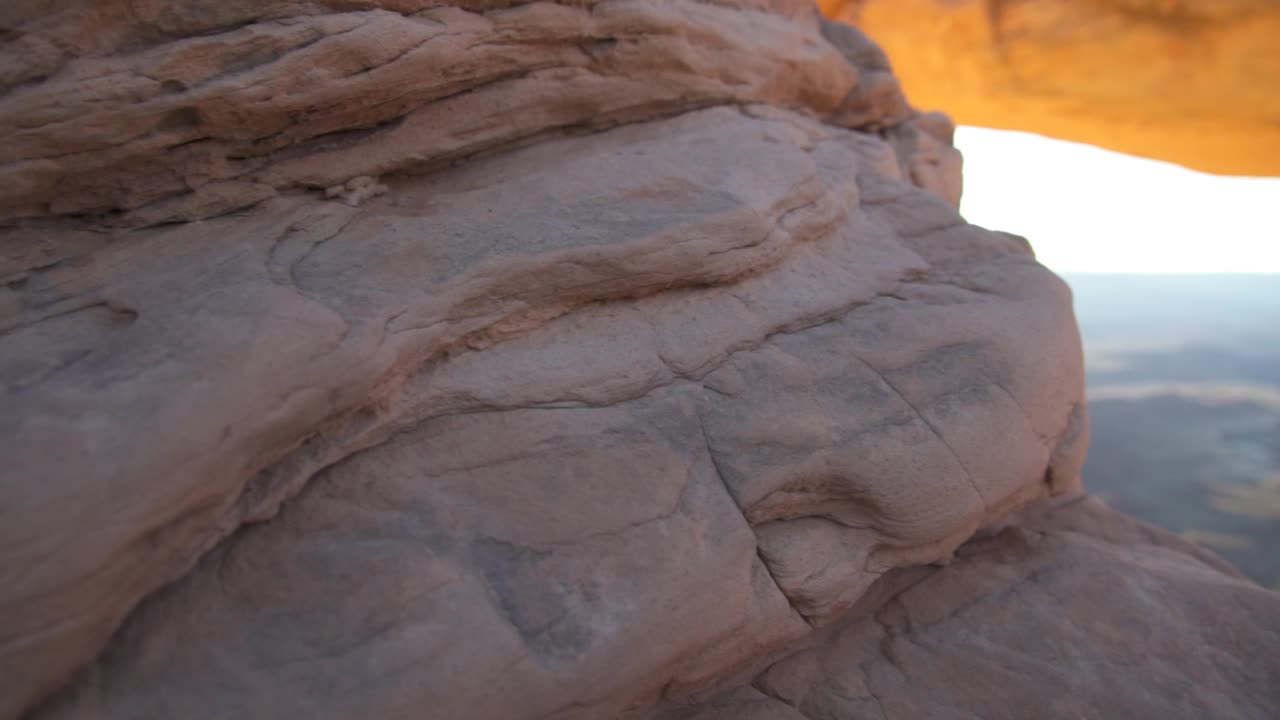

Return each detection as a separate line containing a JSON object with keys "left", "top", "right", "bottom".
{"left": 1069, "top": 274, "right": 1280, "bottom": 588}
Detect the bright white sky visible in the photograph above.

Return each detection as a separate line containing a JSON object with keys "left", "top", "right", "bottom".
{"left": 954, "top": 126, "right": 1280, "bottom": 274}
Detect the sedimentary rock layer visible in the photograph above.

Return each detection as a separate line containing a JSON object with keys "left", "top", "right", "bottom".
{"left": 7, "top": 89, "right": 1081, "bottom": 716}
{"left": 0, "top": 3, "right": 1071, "bottom": 716}
{"left": 0, "top": 0, "right": 928, "bottom": 222}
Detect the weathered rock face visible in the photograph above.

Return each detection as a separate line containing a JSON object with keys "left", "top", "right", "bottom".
{"left": 821, "top": 0, "right": 1280, "bottom": 176}
{"left": 0, "top": 0, "right": 943, "bottom": 222}
{"left": 651, "top": 496, "right": 1280, "bottom": 719}
{"left": 0, "top": 3, "right": 1275, "bottom": 720}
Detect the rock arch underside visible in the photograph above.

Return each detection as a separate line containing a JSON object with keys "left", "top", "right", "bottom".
{"left": 820, "top": 0, "right": 1280, "bottom": 176}
{"left": 0, "top": 2, "right": 1277, "bottom": 719}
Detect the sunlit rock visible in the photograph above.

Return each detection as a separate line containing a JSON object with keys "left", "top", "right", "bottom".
{"left": 822, "top": 0, "right": 1280, "bottom": 175}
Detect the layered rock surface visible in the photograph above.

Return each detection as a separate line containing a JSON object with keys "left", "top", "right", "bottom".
{"left": 821, "top": 0, "right": 1280, "bottom": 176}
{"left": 1, "top": 2, "right": 1276, "bottom": 719}
{"left": 652, "top": 496, "right": 1280, "bottom": 720}
{"left": 0, "top": 0, "right": 953, "bottom": 222}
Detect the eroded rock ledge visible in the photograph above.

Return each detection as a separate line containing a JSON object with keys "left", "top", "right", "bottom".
{"left": 1, "top": 2, "right": 1275, "bottom": 720}
{"left": 0, "top": 0, "right": 961, "bottom": 223}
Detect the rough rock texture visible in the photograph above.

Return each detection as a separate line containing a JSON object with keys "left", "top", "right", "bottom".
{"left": 820, "top": 0, "right": 1280, "bottom": 176}
{"left": 0, "top": 0, "right": 943, "bottom": 222}
{"left": 0, "top": 2, "right": 1276, "bottom": 720}
{"left": 651, "top": 496, "right": 1280, "bottom": 720}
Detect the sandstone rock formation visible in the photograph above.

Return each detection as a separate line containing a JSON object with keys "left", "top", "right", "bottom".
{"left": 0, "top": 2, "right": 1276, "bottom": 719}
{"left": 821, "top": 0, "right": 1280, "bottom": 176}
{"left": 652, "top": 496, "right": 1280, "bottom": 719}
